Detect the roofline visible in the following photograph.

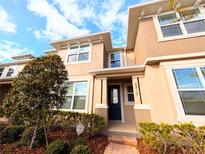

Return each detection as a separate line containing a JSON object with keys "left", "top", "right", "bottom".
{"left": 50, "top": 31, "right": 111, "bottom": 44}
{"left": 129, "top": 0, "right": 164, "bottom": 9}
{"left": 0, "top": 59, "right": 32, "bottom": 66}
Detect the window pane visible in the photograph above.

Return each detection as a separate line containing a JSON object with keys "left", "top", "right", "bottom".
{"left": 200, "top": 67, "right": 205, "bottom": 79}
{"left": 179, "top": 91, "right": 205, "bottom": 115}
{"left": 65, "top": 83, "right": 74, "bottom": 95}
{"left": 69, "top": 46, "right": 78, "bottom": 54}
{"left": 75, "top": 82, "right": 87, "bottom": 95}
{"left": 127, "top": 86, "right": 133, "bottom": 93}
{"left": 184, "top": 20, "right": 205, "bottom": 34}
{"left": 68, "top": 54, "right": 77, "bottom": 63}
{"left": 158, "top": 13, "right": 177, "bottom": 25}
{"left": 6, "top": 68, "right": 14, "bottom": 77}
{"left": 0, "top": 67, "right": 4, "bottom": 77}
{"left": 173, "top": 68, "right": 203, "bottom": 89}
{"left": 62, "top": 96, "right": 72, "bottom": 109}
{"left": 111, "top": 52, "right": 120, "bottom": 61}
{"left": 161, "top": 24, "right": 182, "bottom": 37}
{"left": 79, "top": 53, "right": 89, "bottom": 61}
{"left": 111, "top": 60, "right": 121, "bottom": 68}
{"left": 80, "top": 44, "right": 89, "bottom": 53}
{"left": 73, "top": 96, "right": 86, "bottom": 109}
{"left": 179, "top": 9, "right": 200, "bottom": 21}
{"left": 128, "top": 94, "right": 134, "bottom": 102}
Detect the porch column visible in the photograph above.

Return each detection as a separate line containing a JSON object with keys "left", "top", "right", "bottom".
{"left": 95, "top": 78, "right": 108, "bottom": 127}
{"left": 132, "top": 76, "right": 152, "bottom": 125}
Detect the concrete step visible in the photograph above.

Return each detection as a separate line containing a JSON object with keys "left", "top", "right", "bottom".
{"left": 108, "top": 135, "right": 138, "bottom": 147}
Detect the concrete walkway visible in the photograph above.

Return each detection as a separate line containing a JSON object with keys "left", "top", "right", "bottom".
{"left": 104, "top": 135, "right": 139, "bottom": 154}
{"left": 104, "top": 142, "right": 139, "bottom": 154}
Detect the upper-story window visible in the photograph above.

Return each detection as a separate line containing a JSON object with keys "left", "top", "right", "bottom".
{"left": 67, "top": 44, "right": 90, "bottom": 63}
{"left": 109, "top": 52, "right": 121, "bottom": 68}
{"left": 6, "top": 66, "right": 16, "bottom": 77}
{"left": 156, "top": 7, "right": 205, "bottom": 39}
{"left": 0, "top": 67, "right": 4, "bottom": 77}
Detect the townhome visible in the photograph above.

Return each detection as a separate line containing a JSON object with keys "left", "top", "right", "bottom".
{"left": 1, "top": 0, "right": 205, "bottom": 134}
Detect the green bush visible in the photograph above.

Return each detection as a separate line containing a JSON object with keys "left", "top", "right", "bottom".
{"left": 0, "top": 125, "right": 24, "bottom": 144}
{"left": 139, "top": 122, "right": 205, "bottom": 154}
{"left": 70, "top": 144, "right": 91, "bottom": 154}
{"left": 19, "top": 127, "right": 45, "bottom": 148}
{"left": 71, "top": 137, "right": 87, "bottom": 148}
{"left": 45, "top": 139, "right": 70, "bottom": 154}
{"left": 0, "top": 107, "right": 5, "bottom": 117}
{"left": 48, "top": 111, "right": 105, "bottom": 136}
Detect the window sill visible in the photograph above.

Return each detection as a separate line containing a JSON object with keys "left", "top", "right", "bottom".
{"left": 158, "top": 32, "right": 205, "bottom": 42}
{"left": 58, "top": 109, "right": 86, "bottom": 113}
{"left": 65, "top": 60, "right": 91, "bottom": 65}
{"left": 125, "top": 102, "right": 135, "bottom": 106}
{"left": 177, "top": 115, "right": 205, "bottom": 126}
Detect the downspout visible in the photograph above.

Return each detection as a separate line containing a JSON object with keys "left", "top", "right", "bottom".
{"left": 124, "top": 46, "right": 128, "bottom": 67}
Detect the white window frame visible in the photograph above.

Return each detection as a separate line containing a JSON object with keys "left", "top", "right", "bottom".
{"left": 108, "top": 51, "right": 122, "bottom": 68}
{"left": 0, "top": 67, "right": 5, "bottom": 78}
{"left": 60, "top": 80, "right": 89, "bottom": 112}
{"left": 153, "top": 6, "right": 205, "bottom": 42}
{"left": 161, "top": 59, "right": 205, "bottom": 125}
{"left": 124, "top": 83, "right": 135, "bottom": 105}
{"left": 5, "top": 65, "right": 17, "bottom": 78}
{"left": 66, "top": 43, "right": 92, "bottom": 64}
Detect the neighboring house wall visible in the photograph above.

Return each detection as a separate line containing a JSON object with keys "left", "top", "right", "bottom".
{"left": 134, "top": 17, "right": 205, "bottom": 64}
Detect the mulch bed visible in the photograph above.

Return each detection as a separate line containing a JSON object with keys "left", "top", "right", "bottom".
{"left": 0, "top": 130, "right": 109, "bottom": 154}
{"left": 136, "top": 139, "right": 158, "bottom": 154}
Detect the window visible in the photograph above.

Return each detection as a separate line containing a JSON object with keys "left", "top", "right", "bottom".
{"left": 62, "top": 81, "right": 88, "bottom": 111}
{"left": 0, "top": 67, "right": 4, "bottom": 77}
{"left": 109, "top": 52, "right": 121, "bottom": 68}
{"left": 172, "top": 67, "right": 205, "bottom": 115}
{"left": 125, "top": 84, "right": 134, "bottom": 105}
{"left": 157, "top": 8, "right": 205, "bottom": 38}
{"left": 6, "top": 66, "right": 16, "bottom": 77}
{"left": 67, "top": 44, "right": 90, "bottom": 63}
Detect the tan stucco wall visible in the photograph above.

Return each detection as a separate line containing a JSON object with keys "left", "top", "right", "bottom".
{"left": 57, "top": 43, "right": 105, "bottom": 76}
{"left": 134, "top": 18, "right": 205, "bottom": 64}
{"left": 137, "top": 64, "right": 177, "bottom": 124}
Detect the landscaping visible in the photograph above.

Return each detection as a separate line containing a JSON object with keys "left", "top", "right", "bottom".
{"left": 137, "top": 122, "right": 205, "bottom": 154}
{"left": 0, "top": 111, "right": 108, "bottom": 154}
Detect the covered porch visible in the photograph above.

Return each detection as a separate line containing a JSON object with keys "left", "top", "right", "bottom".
{"left": 90, "top": 66, "right": 150, "bottom": 135}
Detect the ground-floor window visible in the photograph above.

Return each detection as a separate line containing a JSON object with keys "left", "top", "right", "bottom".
{"left": 124, "top": 83, "right": 134, "bottom": 105}
{"left": 172, "top": 67, "right": 205, "bottom": 115}
{"left": 61, "top": 81, "right": 88, "bottom": 111}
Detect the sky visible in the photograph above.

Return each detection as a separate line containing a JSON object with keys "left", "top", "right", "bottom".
{"left": 0, "top": 0, "right": 148, "bottom": 62}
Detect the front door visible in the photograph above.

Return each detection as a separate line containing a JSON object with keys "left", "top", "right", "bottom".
{"left": 108, "top": 85, "right": 122, "bottom": 120}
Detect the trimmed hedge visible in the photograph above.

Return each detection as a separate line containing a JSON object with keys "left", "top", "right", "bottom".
{"left": 19, "top": 127, "right": 45, "bottom": 148}
{"left": 139, "top": 122, "right": 205, "bottom": 154}
{"left": 0, "top": 125, "right": 24, "bottom": 144}
{"left": 70, "top": 144, "right": 91, "bottom": 154}
{"left": 48, "top": 111, "right": 105, "bottom": 136}
{"left": 45, "top": 139, "right": 70, "bottom": 154}
{"left": 71, "top": 137, "right": 87, "bottom": 148}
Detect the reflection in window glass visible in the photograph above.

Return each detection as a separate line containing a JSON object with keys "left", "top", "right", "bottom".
{"left": 158, "top": 13, "right": 177, "bottom": 25}
{"left": 127, "top": 85, "right": 134, "bottom": 102}
{"left": 173, "top": 68, "right": 202, "bottom": 89}
{"left": 110, "top": 52, "right": 121, "bottom": 68}
{"left": 184, "top": 20, "right": 205, "bottom": 34}
{"left": 6, "top": 68, "right": 15, "bottom": 77}
{"left": 161, "top": 24, "right": 183, "bottom": 37}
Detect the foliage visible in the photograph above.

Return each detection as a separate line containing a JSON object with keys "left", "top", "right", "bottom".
{"left": 0, "top": 106, "right": 5, "bottom": 117}
{"left": 2, "top": 55, "right": 68, "bottom": 148}
{"left": 139, "top": 122, "right": 205, "bottom": 154}
{"left": 48, "top": 111, "right": 105, "bottom": 137}
{"left": 19, "top": 127, "right": 45, "bottom": 148}
{"left": 70, "top": 144, "right": 91, "bottom": 154}
{"left": 0, "top": 125, "right": 24, "bottom": 144}
{"left": 45, "top": 139, "right": 70, "bottom": 154}
{"left": 71, "top": 137, "right": 87, "bottom": 148}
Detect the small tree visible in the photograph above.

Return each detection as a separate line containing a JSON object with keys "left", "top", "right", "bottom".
{"left": 3, "top": 55, "right": 68, "bottom": 148}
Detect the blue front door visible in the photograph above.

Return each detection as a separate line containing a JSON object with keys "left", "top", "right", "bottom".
{"left": 108, "top": 85, "right": 122, "bottom": 120}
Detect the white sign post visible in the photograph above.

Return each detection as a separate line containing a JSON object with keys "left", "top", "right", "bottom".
{"left": 76, "top": 123, "right": 85, "bottom": 136}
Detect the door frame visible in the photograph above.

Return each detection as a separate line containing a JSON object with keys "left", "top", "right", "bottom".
{"left": 108, "top": 83, "right": 124, "bottom": 123}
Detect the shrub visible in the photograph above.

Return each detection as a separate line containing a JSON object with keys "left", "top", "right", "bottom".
{"left": 45, "top": 139, "right": 70, "bottom": 154}
{"left": 48, "top": 111, "right": 105, "bottom": 137}
{"left": 70, "top": 144, "right": 91, "bottom": 154}
{"left": 71, "top": 137, "right": 87, "bottom": 148}
{"left": 0, "top": 107, "right": 5, "bottom": 117}
{"left": 139, "top": 122, "right": 205, "bottom": 154}
{"left": 0, "top": 125, "right": 24, "bottom": 144}
{"left": 20, "top": 127, "right": 45, "bottom": 148}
